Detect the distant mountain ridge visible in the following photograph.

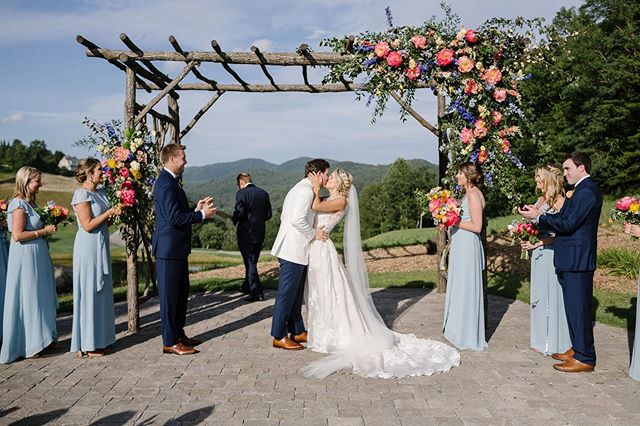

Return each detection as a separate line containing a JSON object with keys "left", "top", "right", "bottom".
{"left": 183, "top": 157, "right": 437, "bottom": 213}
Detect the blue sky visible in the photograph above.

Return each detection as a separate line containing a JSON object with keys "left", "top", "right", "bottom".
{"left": 0, "top": 0, "right": 583, "bottom": 166}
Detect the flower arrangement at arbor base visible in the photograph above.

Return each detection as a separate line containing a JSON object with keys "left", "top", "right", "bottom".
{"left": 415, "top": 187, "right": 462, "bottom": 227}
{"left": 507, "top": 219, "right": 540, "bottom": 260}
{"left": 610, "top": 196, "right": 640, "bottom": 225}
{"left": 321, "top": 6, "right": 542, "bottom": 200}
{"left": 35, "top": 201, "right": 74, "bottom": 227}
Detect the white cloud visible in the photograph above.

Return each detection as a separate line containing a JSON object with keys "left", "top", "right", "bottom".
{"left": 1, "top": 113, "right": 25, "bottom": 123}
{"left": 250, "top": 38, "right": 273, "bottom": 52}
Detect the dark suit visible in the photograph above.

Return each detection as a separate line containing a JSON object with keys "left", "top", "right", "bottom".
{"left": 152, "top": 169, "right": 204, "bottom": 346}
{"left": 232, "top": 183, "right": 272, "bottom": 296}
{"left": 538, "top": 177, "right": 602, "bottom": 365}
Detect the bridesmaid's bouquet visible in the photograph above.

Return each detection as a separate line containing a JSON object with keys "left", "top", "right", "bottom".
{"left": 416, "top": 187, "right": 462, "bottom": 227}
{"left": 36, "top": 200, "right": 74, "bottom": 227}
{"left": 507, "top": 219, "right": 540, "bottom": 260}
{"left": 0, "top": 198, "right": 7, "bottom": 222}
{"left": 610, "top": 196, "right": 640, "bottom": 224}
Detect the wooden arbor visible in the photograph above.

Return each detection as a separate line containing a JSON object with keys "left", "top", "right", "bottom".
{"left": 77, "top": 33, "right": 450, "bottom": 333}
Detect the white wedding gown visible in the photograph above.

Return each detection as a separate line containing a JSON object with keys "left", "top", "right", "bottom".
{"left": 302, "top": 188, "right": 460, "bottom": 379}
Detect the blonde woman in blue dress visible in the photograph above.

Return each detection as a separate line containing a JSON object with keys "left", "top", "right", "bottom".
{"left": 0, "top": 167, "right": 58, "bottom": 363}
{"left": 0, "top": 214, "right": 9, "bottom": 342}
{"left": 623, "top": 221, "right": 640, "bottom": 380}
{"left": 70, "top": 158, "right": 121, "bottom": 358}
{"left": 521, "top": 165, "right": 571, "bottom": 355}
{"left": 443, "top": 162, "right": 488, "bottom": 351}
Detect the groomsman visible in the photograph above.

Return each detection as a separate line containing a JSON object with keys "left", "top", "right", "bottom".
{"left": 232, "top": 173, "right": 272, "bottom": 302}
{"left": 153, "top": 144, "right": 217, "bottom": 355}
{"left": 520, "top": 152, "right": 602, "bottom": 372}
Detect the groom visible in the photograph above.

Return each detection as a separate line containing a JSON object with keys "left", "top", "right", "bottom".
{"left": 520, "top": 152, "right": 602, "bottom": 372}
{"left": 270, "top": 159, "right": 330, "bottom": 350}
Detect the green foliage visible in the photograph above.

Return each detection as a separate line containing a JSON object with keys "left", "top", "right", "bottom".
{"left": 361, "top": 228, "right": 436, "bottom": 251}
{"left": 192, "top": 219, "right": 233, "bottom": 250}
{"left": 598, "top": 248, "right": 640, "bottom": 279}
{"left": 0, "top": 139, "right": 64, "bottom": 174}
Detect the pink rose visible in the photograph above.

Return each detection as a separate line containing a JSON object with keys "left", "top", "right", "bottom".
{"left": 474, "top": 119, "right": 488, "bottom": 138}
{"left": 501, "top": 139, "right": 511, "bottom": 153}
{"left": 120, "top": 167, "right": 129, "bottom": 178}
{"left": 457, "top": 56, "right": 475, "bottom": 73}
{"left": 459, "top": 128, "right": 475, "bottom": 145}
{"left": 411, "top": 35, "right": 427, "bottom": 49}
{"left": 374, "top": 41, "right": 390, "bottom": 58}
{"left": 405, "top": 66, "right": 420, "bottom": 80}
{"left": 428, "top": 199, "right": 442, "bottom": 212}
{"left": 463, "top": 79, "right": 482, "bottom": 95}
{"left": 481, "top": 67, "right": 502, "bottom": 85}
{"left": 443, "top": 210, "right": 460, "bottom": 227}
{"left": 492, "top": 111, "right": 503, "bottom": 125}
{"left": 114, "top": 146, "right": 131, "bottom": 162}
{"left": 435, "top": 49, "right": 454, "bottom": 67}
{"left": 493, "top": 88, "right": 507, "bottom": 102}
{"left": 120, "top": 188, "right": 136, "bottom": 207}
{"left": 386, "top": 51, "right": 403, "bottom": 68}
{"left": 616, "top": 196, "right": 635, "bottom": 211}
{"left": 465, "top": 29, "right": 477, "bottom": 43}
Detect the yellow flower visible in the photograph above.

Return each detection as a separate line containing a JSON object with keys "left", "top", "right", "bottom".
{"left": 631, "top": 202, "right": 639, "bottom": 213}
{"left": 106, "top": 158, "right": 117, "bottom": 169}
{"left": 131, "top": 169, "right": 141, "bottom": 180}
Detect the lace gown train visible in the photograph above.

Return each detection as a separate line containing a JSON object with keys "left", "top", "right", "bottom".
{"left": 302, "top": 209, "right": 460, "bottom": 379}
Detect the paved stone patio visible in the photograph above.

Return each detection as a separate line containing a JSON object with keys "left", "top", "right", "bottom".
{"left": 1, "top": 288, "right": 639, "bottom": 425}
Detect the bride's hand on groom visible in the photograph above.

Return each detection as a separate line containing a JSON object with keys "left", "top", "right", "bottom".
{"left": 315, "top": 225, "right": 327, "bottom": 241}
{"left": 308, "top": 172, "right": 322, "bottom": 191}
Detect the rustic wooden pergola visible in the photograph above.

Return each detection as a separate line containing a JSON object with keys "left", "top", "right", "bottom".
{"left": 77, "top": 33, "right": 451, "bottom": 334}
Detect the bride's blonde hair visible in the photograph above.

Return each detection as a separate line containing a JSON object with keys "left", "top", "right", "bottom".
{"left": 333, "top": 169, "right": 353, "bottom": 199}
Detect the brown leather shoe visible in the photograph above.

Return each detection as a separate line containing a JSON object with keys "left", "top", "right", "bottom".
{"left": 553, "top": 358, "right": 594, "bottom": 373}
{"left": 291, "top": 331, "right": 308, "bottom": 343}
{"left": 551, "top": 348, "right": 574, "bottom": 361}
{"left": 163, "top": 343, "right": 199, "bottom": 355}
{"left": 272, "top": 336, "right": 304, "bottom": 350}
{"left": 180, "top": 336, "right": 202, "bottom": 346}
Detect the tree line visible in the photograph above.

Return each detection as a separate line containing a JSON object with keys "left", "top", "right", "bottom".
{"left": 0, "top": 139, "right": 67, "bottom": 175}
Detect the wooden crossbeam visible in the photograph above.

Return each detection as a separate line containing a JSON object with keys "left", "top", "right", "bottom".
{"left": 135, "top": 103, "right": 173, "bottom": 123}
{"left": 138, "top": 81, "right": 432, "bottom": 93}
{"left": 120, "top": 33, "right": 171, "bottom": 84}
{"left": 169, "top": 35, "right": 218, "bottom": 85}
{"left": 135, "top": 61, "right": 198, "bottom": 124}
{"left": 211, "top": 40, "right": 249, "bottom": 88}
{"left": 119, "top": 54, "right": 179, "bottom": 99}
{"left": 85, "top": 48, "right": 353, "bottom": 66}
{"left": 251, "top": 46, "right": 279, "bottom": 89}
{"left": 179, "top": 91, "right": 225, "bottom": 139}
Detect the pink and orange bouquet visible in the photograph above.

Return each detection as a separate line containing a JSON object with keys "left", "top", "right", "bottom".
{"left": 423, "top": 187, "right": 462, "bottom": 227}
{"left": 609, "top": 196, "right": 640, "bottom": 225}
{"left": 507, "top": 219, "right": 540, "bottom": 260}
{"left": 36, "top": 200, "right": 74, "bottom": 227}
{"left": 0, "top": 198, "right": 7, "bottom": 223}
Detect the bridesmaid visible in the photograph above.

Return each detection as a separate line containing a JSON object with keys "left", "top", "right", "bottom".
{"left": 521, "top": 165, "right": 571, "bottom": 355}
{"left": 443, "top": 162, "right": 488, "bottom": 351}
{"left": 0, "top": 167, "right": 58, "bottom": 363}
{"left": 0, "top": 212, "right": 9, "bottom": 341}
{"left": 70, "top": 158, "right": 120, "bottom": 358}
{"left": 623, "top": 221, "right": 640, "bottom": 380}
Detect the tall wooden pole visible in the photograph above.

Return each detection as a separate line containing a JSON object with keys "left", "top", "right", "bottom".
{"left": 168, "top": 93, "right": 180, "bottom": 144}
{"left": 124, "top": 66, "right": 140, "bottom": 333}
{"left": 436, "top": 92, "right": 449, "bottom": 294}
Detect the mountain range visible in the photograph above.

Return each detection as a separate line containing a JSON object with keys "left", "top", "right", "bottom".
{"left": 183, "top": 157, "right": 437, "bottom": 213}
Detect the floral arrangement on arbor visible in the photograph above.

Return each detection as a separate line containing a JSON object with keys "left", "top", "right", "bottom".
{"left": 321, "top": 6, "right": 541, "bottom": 199}
{"left": 415, "top": 187, "right": 462, "bottom": 227}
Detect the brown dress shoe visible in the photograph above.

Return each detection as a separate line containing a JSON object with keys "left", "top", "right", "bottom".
{"left": 551, "top": 348, "right": 574, "bottom": 361}
{"left": 163, "top": 343, "right": 199, "bottom": 355}
{"left": 180, "top": 336, "right": 202, "bottom": 346}
{"left": 291, "top": 331, "right": 308, "bottom": 343}
{"left": 272, "top": 336, "right": 304, "bottom": 350}
{"left": 553, "top": 358, "right": 594, "bottom": 373}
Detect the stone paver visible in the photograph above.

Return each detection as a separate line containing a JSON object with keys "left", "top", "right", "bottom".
{"left": 0, "top": 288, "right": 639, "bottom": 425}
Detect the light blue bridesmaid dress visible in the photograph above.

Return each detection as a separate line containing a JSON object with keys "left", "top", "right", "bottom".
{"left": 630, "top": 271, "right": 640, "bottom": 381}
{"left": 70, "top": 188, "right": 116, "bottom": 353}
{"left": 530, "top": 203, "right": 571, "bottom": 355}
{"left": 0, "top": 228, "right": 9, "bottom": 340}
{"left": 0, "top": 198, "right": 57, "bottom": 363}
{"left": 443, "top": 196, "right": 488, "bottom": 351}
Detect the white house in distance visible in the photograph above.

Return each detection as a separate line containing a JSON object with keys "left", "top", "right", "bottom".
{"left": 58, "top": 155, "right": 80, "bottom": 171}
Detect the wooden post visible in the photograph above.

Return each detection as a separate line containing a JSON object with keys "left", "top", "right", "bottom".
{"left": 124, "top": 66, "right": 140, "bottom": 333}
{"left": 436, "top": 92, "right": 449, "bottom": 294}
{"left": 168, "top": 93, "right": 179, "bottom": 144}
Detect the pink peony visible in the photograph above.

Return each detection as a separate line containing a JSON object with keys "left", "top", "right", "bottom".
{"left": 120, "top": 188, "right": 136, "bottom": 207}
{"left": 410, "top": 35, "right": 427, "bottom": 49}
{"left": 493, "top": 88, "right": 507, "bottom": 102}
{"left": 443, "top": 210, "right": 461, "bottom": 227}
{"left": 463, "top": 79, "right": 482, "bottom": 95}
{"left": 457, "top": 56, "right": 475, "bottom": 73}
{"left": 429, "top": 199, "right": 442, "bottom": 212}
{"left": 386, "top": 51, "right": 403, "bottom": 68}
{"left": 465, "top": 29, "right": 477, "bottom": 43}
{"left": 435, "top": 49, "right": 454, "bottom": 67}
{"left": 459, "top": 128, "right": 475, "bottom": 145}
{"left": 405, "top": 66, "right": 420, "bottom": 80}
{"left": 114, "top": 146, "right": 131, "bottom": 162}
{"left": 474, "top": 119, "right": 488, "bottom": 138}
{"left": 120, "top": 167, "right": 129, "bottom": 178}
{"left": 478, "top": 149, "right": 489, "bottom": 163}
{"left": 616, "top": 196, "right": 635, "bottom": 211}
{"left": 501, "top": 139, "right": 511, "bottom": 153}
{"left": 492, "top": 110, "right": 503, "bottom": 125}
{"left": 374, "top": 41, "right": 390, "bottom": 58}
{"left": 481, "top": 67, "right": 502, "bottom": 85}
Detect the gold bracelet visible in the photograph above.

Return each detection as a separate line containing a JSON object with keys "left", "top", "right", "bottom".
{"left": 34, "top": 230, "right": 39, "bottom": 239}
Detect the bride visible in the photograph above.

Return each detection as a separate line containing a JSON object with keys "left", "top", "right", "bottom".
{"left": 302, "top": 169, "right": 460, "bottom": 379}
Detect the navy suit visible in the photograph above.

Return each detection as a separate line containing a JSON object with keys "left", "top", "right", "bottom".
{"left": 152, "top": 169, "right": 203, "bottom": 346}
{"left": 538, "top": 177, "right": 602, "bottom": 365}
{"left": 232, "top": 183, "right": 272, "bottom": 296}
